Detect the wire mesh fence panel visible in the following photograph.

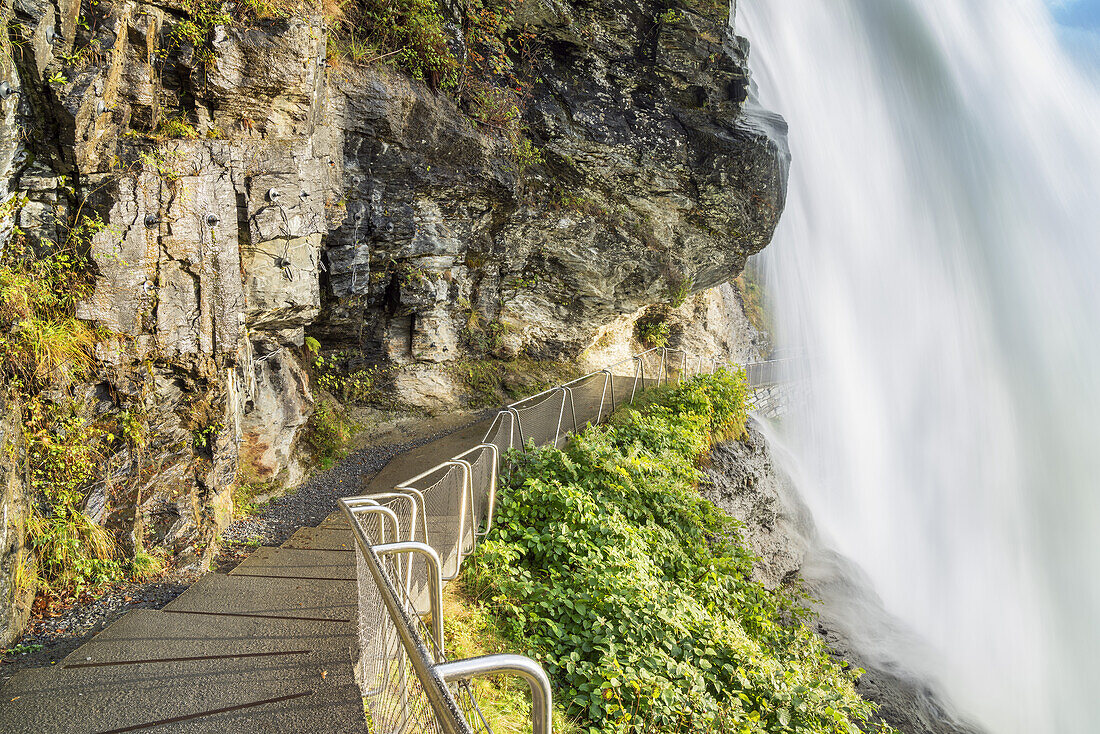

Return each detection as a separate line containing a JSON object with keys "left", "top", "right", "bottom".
{"left": 512, "top": 389, "right": 567, "bottom": 449}
{"left": 636, "top": 349, "right": 665, "bottom": 389}
{"left": 409, "top": 464, "right": 468, "bottom": 580}
{"left": 352, "top": 509, "right": 451, "bottom": 734}
{"left": 451, "top": 682, "right": 494, "bottom": 734}
{"left": 368, "top": 494, "right": 425, "bottom": 609}
{"left": 562, "top": 372, "right": 610, "bottom": 434}
{"left": 464, "top": 447, "right": 495, "bottom": 545}
{"left": 354, "top": 514, "right": 398, "bottom": 700}
{"left": 604, "top": 358, "right": 638, "bottom": 412}
{"left": 663, "top": 350, "right": 689, "bottom": 385}
{"left": 482, "top": 412, "right": 515, "bottom": 478}
{"left": 350, "top": 516, "right": 471, "bottom": 734}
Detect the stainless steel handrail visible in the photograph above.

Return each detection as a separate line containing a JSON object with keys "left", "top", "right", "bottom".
{"left": 341, "top": 347, "right": 795, "bottom": 733}
{"left": 342, "top": 496, "right": 553, "bottom": 734}
{"left": 435, "top": 654, "right": 553, "bottom": 734}
{"left": 374, "top": 541, "right": 445, "bottom": 657}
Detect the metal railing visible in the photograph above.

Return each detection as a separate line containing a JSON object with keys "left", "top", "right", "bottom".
{"left": 341, "top": 497, "right": 553, "bottom": 734}
{"left": 341, "top": 347, "right": 792, "bottom": 733}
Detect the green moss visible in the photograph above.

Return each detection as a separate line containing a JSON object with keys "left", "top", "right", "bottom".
{"left": 232, "top": 480, "right": 278, "bottom": 516}
{"left": 465, "top": 372, "right": 894, "bottom": 733}
{"left": 453, "top": 358, "right": 582, "bottom": 408}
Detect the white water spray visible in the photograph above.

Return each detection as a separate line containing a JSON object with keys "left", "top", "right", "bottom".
{"left": 738, "top": 2, "right": 1100, "bottom": 732}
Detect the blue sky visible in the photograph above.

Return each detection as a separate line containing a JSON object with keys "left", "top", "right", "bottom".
{"left": 1051, "top": 0, "right": 1100, "bottom": 28}
{"left": 1050, "top": 0, "right": 1100, "bottom": 78}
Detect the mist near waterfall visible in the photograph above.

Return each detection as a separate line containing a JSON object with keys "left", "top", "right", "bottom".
{"left": 738, "top": 1, "right": 1100, "bottom": 732}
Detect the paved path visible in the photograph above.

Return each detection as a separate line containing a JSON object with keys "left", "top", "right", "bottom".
{"left": 0, "top": 417, "right": 493, "bottom": 734}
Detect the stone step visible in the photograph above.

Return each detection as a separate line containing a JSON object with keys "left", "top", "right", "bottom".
{"left": 0, "top": 664, "right": 365, "bottom": 734}
{"left": 163, "top": 573, "right": 356, "bottom": 621}
{"left": 281, "top": 526, "right": 355, "bottom": 552}
{"left": 0, "top": 608, "right": 364, "bottom": 734}
{"left": 57, "top": 609, "right": 356, "bottom": 668}
{"left": 228, "top": 546, "right": 356, "bottom": 581}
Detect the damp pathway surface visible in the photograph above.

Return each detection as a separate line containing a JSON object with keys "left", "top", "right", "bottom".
{"left": 0, "top": 413, "right": 495, "bottom": 734}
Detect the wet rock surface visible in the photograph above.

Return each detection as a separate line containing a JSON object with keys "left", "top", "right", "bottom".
{"left": 701, "top": 421, "right": 813, "bottom": 590}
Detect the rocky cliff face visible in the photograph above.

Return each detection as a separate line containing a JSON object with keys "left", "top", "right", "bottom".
{"left": 0, "top": 0, "right": 786, "bottom": 643}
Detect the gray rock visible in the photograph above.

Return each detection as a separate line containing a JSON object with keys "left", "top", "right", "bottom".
{"left": 0, "top": 0, "right": 787, "bottom": 639}
{"left": 701, "top": 421, "right": 814, "bottom": 590}
{"left": 0, "top": 396, "right": 33, "bottom": 648}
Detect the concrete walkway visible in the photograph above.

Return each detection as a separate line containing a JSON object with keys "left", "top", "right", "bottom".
{"left": 0, "top": 417, "right": 493, "bottom": 734}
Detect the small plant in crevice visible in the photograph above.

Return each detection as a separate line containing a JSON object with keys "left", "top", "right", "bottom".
{"left": 310, "top": 347, "right": 390, "bottom": 405}
{"left": 328, "top": 0, "right": 459, "bottom": 88}
{"left": 154, "top": 116, "right": 200, "bottom": 140}
{"left": 668, "top": 274, "right": 692, "bottom": 308}
{"left": 633, "top": 308, "right": 672, "bottom": 349}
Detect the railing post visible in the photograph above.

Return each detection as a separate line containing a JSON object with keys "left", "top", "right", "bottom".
{"left": 475, "top": 443, "right": 500, "bottom": 537}
{"left": 445, "top": 459, "right": 474, "bottom": 577}
{"left": 560, "top": 384, "right": 579, "bottom": 436}
{"left": 553, "top": 386, "right": 568, "bottom": 448}
{"left": 434, "top": 654, "right": 554, "bottom": 734}
{"left": 508, "top": 407, "right": 525, "bottom": 452}
{"left": 375, "top": 541, "right": 446, "bottom": 659}
{"left": 630, "top": 355, "right": 642, "bottom": 402}
{"left": 597, "top": 369, "right": 613, "bottom": 422}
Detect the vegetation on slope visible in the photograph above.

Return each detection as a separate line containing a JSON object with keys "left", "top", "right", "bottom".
{"left": 1, "top": 207, "right": 166, "bottom": 597}
{"left": 465, "top": 371, "right": 894, "bottom": 734}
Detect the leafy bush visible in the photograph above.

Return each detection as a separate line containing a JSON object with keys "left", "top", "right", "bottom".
{"left": 310, "top": 348, "right": 388, "bottom": 404}
{"left": 466, "top": 372, "right": 893, "bottom": 734}
{"left": 633, "top": 309, "right": 671, "bottom": 349}
{"left": 154, "top": 116, "right": 200, "bottom": 139}
{"left": 302, "top": 398, "right": 357, "bottom": 470}
{"left": 23, "top": 399, "right": 122, "bottom": 593}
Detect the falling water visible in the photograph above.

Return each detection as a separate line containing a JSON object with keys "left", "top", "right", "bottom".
{"left": 737, "top": 2, "right": 1100, "bottom": 732}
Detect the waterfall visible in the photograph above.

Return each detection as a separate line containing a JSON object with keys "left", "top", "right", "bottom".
{"left": 737, "top": 2, "right": 1100, "bottom": 732}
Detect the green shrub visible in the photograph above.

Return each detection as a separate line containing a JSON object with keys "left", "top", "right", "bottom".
{"left": 154, "top": 116, "right": 200, "bottom": 139}
{"left": 129, "top": 549, "right": 167, "bottom": 581}
{"left": 0, "top": 228, "right": 97, "bottom": 389}
{"left": 466, "top": 372, "right": 892, "bottom": 734}
{"left": 22, "top": 398, "right": 124, "bottom": 594}
{"left": 302, "top": 398, "right": 357, "bottom": 470}
{"left": 633, "top": 310, "right": 671, "bottom": 349}
{"left": 310, "top": 349, "right": 387, "bottom": 405}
